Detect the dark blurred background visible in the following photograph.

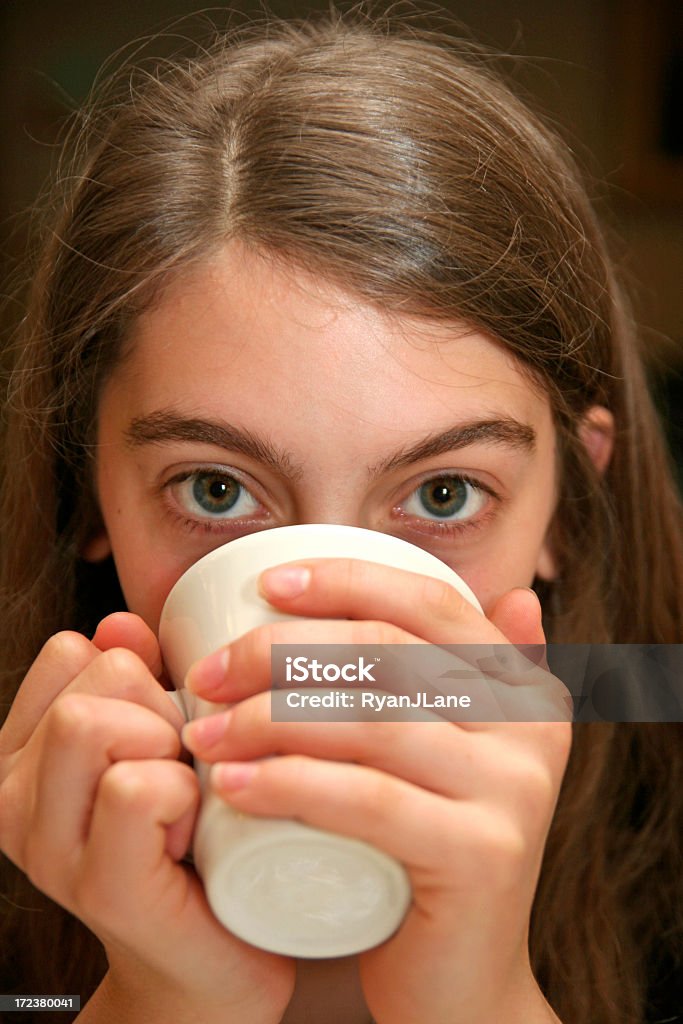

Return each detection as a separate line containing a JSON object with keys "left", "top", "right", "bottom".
{"left": 1, "top": 0, "right": 682, "bottom": 471}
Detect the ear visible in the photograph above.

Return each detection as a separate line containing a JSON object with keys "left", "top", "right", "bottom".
{"left": 81, "top": 529, "right": 112, "bottom": 563}
{"left": 577, "top": 404, "right": 614, "bottom": 476}
{"left": 534, "top": 538, "right": 557, "bottom": 582}
{"left": 534, "top": 405, "right": 615, "bottom": 582}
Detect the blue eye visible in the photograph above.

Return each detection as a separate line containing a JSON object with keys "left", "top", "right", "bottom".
{"left": 192, "top": 473, "right": 240, "bottom": 514}
{"left": 173, "top": 470, "right": 261, "bottom": 519}
{"left": 403, "top": 476, "right": 487, "bottom": 522}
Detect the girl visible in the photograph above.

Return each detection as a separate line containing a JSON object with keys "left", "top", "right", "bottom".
{"left": 1, "top": 11, "right": 682, "bottom": 1024}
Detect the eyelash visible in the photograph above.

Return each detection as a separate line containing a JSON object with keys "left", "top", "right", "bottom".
{"left": 392, "top": 473, "right": 500, "bottom": 540}
{"left": 160, "top": 467, "right": 501, "bottom": 538}
{"left": 161, "top": 467, "right": 269, "bottom": 536}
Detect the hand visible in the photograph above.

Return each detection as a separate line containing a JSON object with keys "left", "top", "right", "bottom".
{"left": 183, "top": 560, "right": 570, "bottom": 1024}
{"left": 0, "top": 612, "right": 295, "bottom": 1024}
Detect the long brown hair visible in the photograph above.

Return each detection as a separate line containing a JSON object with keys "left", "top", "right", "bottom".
{"left": 2, "top": 12, "right": 682, "bottom": 1022}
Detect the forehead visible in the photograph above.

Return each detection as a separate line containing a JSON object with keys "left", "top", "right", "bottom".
{"left": 107, "top": 244, "right": 551, "bottom": 440}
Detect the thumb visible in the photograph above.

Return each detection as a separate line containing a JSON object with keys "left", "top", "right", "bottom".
{"left": 92, "top": 612, "right": 164, "bottom": 680}
{"left": 487, "top": 588, "right": 545, "bottom": 646}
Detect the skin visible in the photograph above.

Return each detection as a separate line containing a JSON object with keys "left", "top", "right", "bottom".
{"left": 0, "top": 242, "right": 614, "bottom": 1023}
{"left": 90, "top": 245, "right": 560, "bottom": 624}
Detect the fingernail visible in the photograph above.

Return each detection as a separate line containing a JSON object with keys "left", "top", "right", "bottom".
{"left": 186, "top": 647, "right": 230, "bottom": 694}
{"left": 212, "top": 762, "right": 257, "bottom": 791}
{"left": 182, "top": 710, "right": 230, "bottom": 751}
{"left": 260, "top": 565, "right": 311, "bottom": 599}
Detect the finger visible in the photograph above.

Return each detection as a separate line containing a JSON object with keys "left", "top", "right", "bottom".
{"left": 256, "top": 563, "right": 551, "bottom": 709}
{"left": 0, "top": 632, "right": 99, "bottom": 754}
{"left": 259, "top": 566, "right": 550, "bottom": 685}
{"left": 186, "top": 616, "right": 424, "bottom": 703}
{"left": 486, "top": 589, "right": 545, "bottom": 647}
{"left": 90, "top": 759, "right": 199, "bottom": 873}
{"left": 183, "top": 691, "right": 476, "bottom": 795}
{"left": 211, "top": 755, "right": 456, "bottom": 872}
{"left": 444, "top": 591, "right": 568, "bottom": 726}
{"left": 184, "top": 610, "right": 561, "bottom": 724}
{"left": 61, "top": 646, "right": 184, "bottom": 730}
{"left": 257, "top": 558, "right": 492, "bottom": 645}
{"left": 21, "top": 694, "right": 181, "bottom": 881}
{"left": 186, "top": 623, "right": 567, "bottom": 743}
{"left": 2, "top": 624, "right": 181, "bottom": 757}
{"left": 79, "top": 760, "right": 200, "bottom": 924}
{"left": 184, "top": 690, "right": 570, "bottom": 807}
{"left": 80, "top": 761, "right": 281, "bottom": 980}
{"left": 93, "top": 613, "right": 164, "bottom": 680}
{"left": 209, "top": 755, "right": 537, "bottom": 889}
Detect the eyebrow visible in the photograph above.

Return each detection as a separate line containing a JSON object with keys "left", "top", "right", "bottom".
{"left": 125, "top": 410, "right": 305, "bottom": 480}
{"left": 368, "top": 418, "right": 536, "bottom": 475}
{"left": 124, "top": 409, "right": 536, "bottom": 479}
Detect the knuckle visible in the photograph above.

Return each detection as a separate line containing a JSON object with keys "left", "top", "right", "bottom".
{"left": 339, "top": 557, "right": 368, "bottom": 595}
{"left": 50, "top": 693, "right": 99, "bottom": 744}
{"left": 516, "top": 757, "right": 557, "bottom": 807}
{"left": 98, "top": 646, "right": 146, "bottom": 685}
{"left": 466, "top": 811, "right": 527, "bottom": 887}
{"left": 94, "top": 648, "right": 166, "bottom": 707}
{"left": 238, "top": 624, "right": 280, "bottom": 675}
{"left": 355, "top": 769, "right": 394, "bottom": 826}
{"left": 422, "top": 576, "right": 466, "bottom": 621}
{"left": 486, "top": 824, "right": 527, "bottom": 882}
{"left": 98, "top": 761, "right": 152, "bottom": 813}
{"left": 526, "top": 720, "right": 573, "bottom": 771}
{"left": 276, "top": 753, "right": 314, "bottom": 789}
{"left": 41, "top": 630, "right": 91, "bottom": 665}
{"left": 256, "top": 621, "right": 287, "bottom": 652}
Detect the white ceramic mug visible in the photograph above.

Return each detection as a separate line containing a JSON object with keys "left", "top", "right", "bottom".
{"left": 159, "top": 523, "right": 483, "bottom": 958}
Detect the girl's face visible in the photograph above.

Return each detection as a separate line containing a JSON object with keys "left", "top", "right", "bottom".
{"left": 91, "top": 243, "right": 560, "bottom": 633}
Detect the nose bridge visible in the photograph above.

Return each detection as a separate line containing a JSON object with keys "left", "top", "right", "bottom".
{"left": 291, "top": 466, "right": 374, "bottom": 530}
{"left": 294, "top": 498, "right": 370, "bottom": 531}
